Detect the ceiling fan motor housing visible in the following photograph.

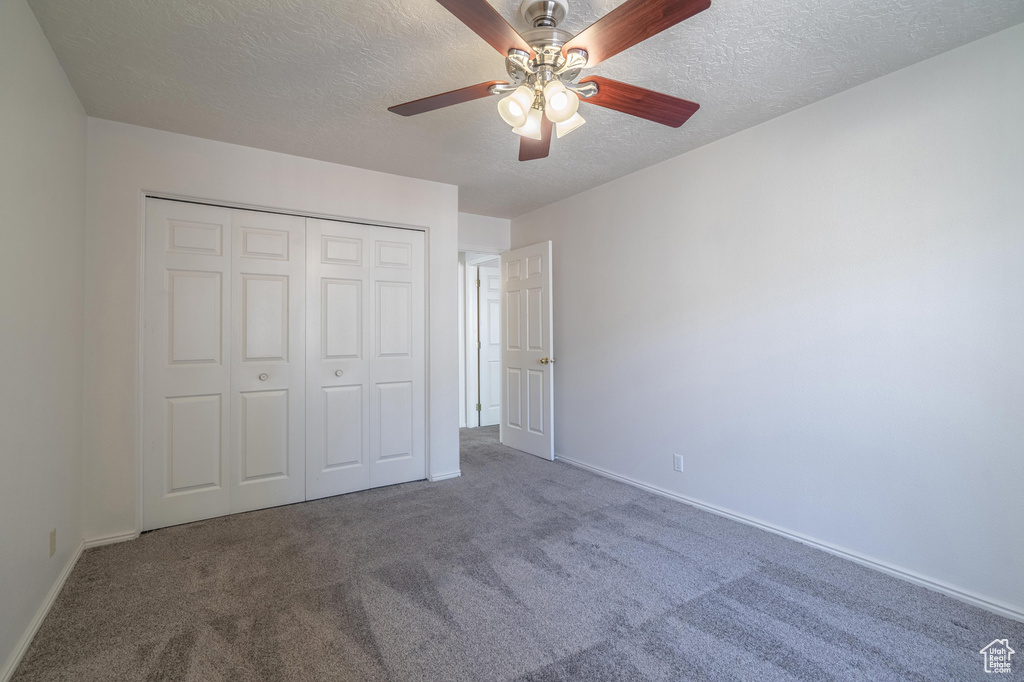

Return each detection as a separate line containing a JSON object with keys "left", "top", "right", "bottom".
{"left": 504, "top": 0, "right": 590, "bottom": 96}
{"left": 520, "top": 0, "right": 569, "bottom": 28}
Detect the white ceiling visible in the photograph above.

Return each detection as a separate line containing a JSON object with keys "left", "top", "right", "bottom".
{"left": 28, "top": 0, "right": 1024, "bottom": 218}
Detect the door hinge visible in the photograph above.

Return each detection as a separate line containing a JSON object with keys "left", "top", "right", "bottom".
{"left": 475, "top": 279, "right": 481, "bottom": 288}
{"left": 476, "top": 341, "right": 481, "bottom": 349}
{"left": 476, "top": 403, "right": 482, "bottom": 412}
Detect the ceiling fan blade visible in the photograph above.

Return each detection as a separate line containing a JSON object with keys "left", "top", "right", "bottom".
{"left": 519, "top": 116, "right": 553, "bottom": 161}
{"left": 435, "top": 0, "right": 534, "bottom": 57}
{"left": 579, "top": 76, "right": 699, "bottom": 127}
{"left": 389, "top": 81, "right": 508, "bottom": 116}
{"left": 563, "top": 0, "right": 710, "bottom": 67}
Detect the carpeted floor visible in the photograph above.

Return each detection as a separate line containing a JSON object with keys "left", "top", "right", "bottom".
{"left": 13, "top": 426, "right": 1022, "bottom": 681}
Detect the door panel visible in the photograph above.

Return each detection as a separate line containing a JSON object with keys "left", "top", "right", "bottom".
{"left": 377, "top": 281, "right": 411, "bottom": 357}
{"left": 368, "top": 228, "right": 426, "bottom": 488}
{"left": 240, "top": 390, "right": 289, "bottom": 481}
{"left": 306, "top": 219, "right": 372, "bottom": 498}
{"left": 506, "top": 368, "right": 522, "bottom": 429}
{"left": 166, "top": 394, "right": 222, "bottom": 493}
{"left": 323, "top": 385, "right": 364, "bottom": 469}
{"left": 229, "top": 209, "right": 305, "bottom": 514}
{"left": 324, "top": 279, "right": 361, "bottom": 358}
{"left": 377, "top": 381, "right": 413, "bottom": 460}
{"left": 241, "top": 275, "right": 289, "bottom": 361}
{"left": 478, "top": 263, "right": 502, "bottom": 426}
{"left": 500, "top": 241, "right": 554, "bottom": 460}
{"left": 144, "top": 199, "right": 232, "bottom": 530}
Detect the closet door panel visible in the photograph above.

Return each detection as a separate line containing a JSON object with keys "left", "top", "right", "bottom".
{"left": 306, "top": 219, "right": 372, "bottom": 499}
{"left": 143, "top": 199, "right": 232, "bottom": 530}
{"left": 369, "top": 227, "right": 426, "bottom": 488}
{"left": 229, "top": 209, "right": 306, "bottom": 513}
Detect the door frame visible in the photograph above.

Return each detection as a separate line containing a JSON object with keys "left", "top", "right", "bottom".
{"left": 465, "top": 256, "right": 500, "bottom": 428}
{"left": 135, "top": 191, "right": 434, "bottom": 534}
{"left": 457, "top": 245, "right": 505, "bottom": 430}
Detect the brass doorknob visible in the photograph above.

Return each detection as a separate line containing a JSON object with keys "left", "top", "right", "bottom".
{"left": 540, "top": 357, "right": 555, "bottom": 365}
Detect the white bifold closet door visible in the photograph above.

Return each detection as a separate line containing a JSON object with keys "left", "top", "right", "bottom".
{"left": 143, "top": 200, "right": 306, "bottom": 529}
{"left": 305, "top": 218, "right": 426, "bottom": 499}
{"left": 143, "top": 199, "right": 425, "bottom": 531}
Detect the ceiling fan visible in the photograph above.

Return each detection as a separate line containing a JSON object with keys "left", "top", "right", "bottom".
{"left": 388, "top": 0, "right": 710, "bottom": 161}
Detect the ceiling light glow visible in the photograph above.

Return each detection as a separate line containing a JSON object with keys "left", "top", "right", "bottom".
{"left": 542, "top": 81, "right": 579, "bottom": 123}
{"left": 512, "top": 107, "right": 544, "bottom": 140}
{"left": 498, "top": 86, "right": 534, "bottom": 128}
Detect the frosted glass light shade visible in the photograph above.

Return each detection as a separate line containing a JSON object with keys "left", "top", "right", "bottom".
{"left": 543, "top": 81, "right": 579, "bottom": 123}
{"left": 555, "top": 112, "right": 586, "bottom": 138}
{"left": 512, "top": 107, "right": 544, "bottom": 140}
{"left": 498, "top": 86, "right": 534, "bottom": 128}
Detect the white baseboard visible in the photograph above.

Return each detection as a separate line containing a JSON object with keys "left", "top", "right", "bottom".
{"left": 0, "top": 540, "right": 84, "bottom": 682}
{"left": 83, "top": 530, "right": 139, "bottom": 549}
{"left": 0, "top": 529, "right": 139, "bottom": 681}
{"left": 429, "top": 470, "right": 462, "bottom": 482}
{"left": 555, "top": 453, "right": 1024, "bottom": 623}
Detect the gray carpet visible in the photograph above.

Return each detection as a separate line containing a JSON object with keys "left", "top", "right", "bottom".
{"left": 13, "top": 426, "right": 1023, "bottom": 681}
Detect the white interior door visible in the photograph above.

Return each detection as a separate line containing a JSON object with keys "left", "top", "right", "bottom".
{"left": 306, "top": 219, "right": 426, "bottom": 499}
{"left": 478, "top": 262, "right": 501, "bottom": 427}
{"left": 464, "top": 263, "right": 479, "bottom": 427}
{"left": 143, "top": 199, "right": 232, "bottom": 529}
{"left": 500, "top": 241, "right": 554, "bottom": 460}
{"left": 229, "top": 210, "right": 305, "bottom": 514}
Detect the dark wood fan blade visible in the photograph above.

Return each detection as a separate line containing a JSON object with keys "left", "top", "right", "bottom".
{"left": 579, "top": 76, "right": 699, "bottom": 127}
{"left": 563, "top": 0, "right": 710, "bottom": 66}
{"left": 389, "top": 81, "right": 508, "bottom": 116}
{"left": 519, "top": 116, "right": 553, "bottom": 161}
{"left": 436, "top": 0, "right": 534, "bottom": 57}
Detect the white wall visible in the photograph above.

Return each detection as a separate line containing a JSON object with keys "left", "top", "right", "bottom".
{"left": 458, "top": 212, "right": 510, "bottom": 253}
{"left": 0, "top": 0, "right": 87, "bottom": 675}
{"left": 512, "top": 24, "right": 1024, "bottom": 616}
{"left": 83, "top": 119, "right": 461, "bottom": 539}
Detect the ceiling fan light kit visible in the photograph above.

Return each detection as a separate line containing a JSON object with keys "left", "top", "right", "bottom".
{"left": 389, "top": 0, "right": 710, "bottom": 161}
{"left": 497, "top": 85, "right": 535, "bottom": 127}
{"left": 541, "top": 80, "right": 579, "bottom": 123}
{"left": 555, "top": 111, "right": 586, "bottom": 138}
{"left": 512, "top": 107, "right": 545, "bottom": 140}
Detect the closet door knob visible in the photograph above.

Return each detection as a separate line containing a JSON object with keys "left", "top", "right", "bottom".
{"left": 335, "top": 370, "right": 344, "bottom": 377}
{"left": 258, "top": 373, "right": 269, "bottom": 381}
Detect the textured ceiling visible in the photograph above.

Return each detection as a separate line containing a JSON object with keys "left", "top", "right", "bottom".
{"left": 28, "top": 0, "right": 1024, "bottom": 218}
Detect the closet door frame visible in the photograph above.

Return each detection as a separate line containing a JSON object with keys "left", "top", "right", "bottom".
{"left": 136, "top": 193, "right": 433, "bottom": 534}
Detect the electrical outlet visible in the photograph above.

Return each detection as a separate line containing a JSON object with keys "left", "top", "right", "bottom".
{"left": 673, "top": 454, "right": 684, "bottom": 473}
{"left": 49, "top": 528, "right": 56, "bottom": 557}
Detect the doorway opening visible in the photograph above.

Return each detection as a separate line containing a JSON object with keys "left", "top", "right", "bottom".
{"left": 460, "top": 251, "right": 502, "bottom": 428}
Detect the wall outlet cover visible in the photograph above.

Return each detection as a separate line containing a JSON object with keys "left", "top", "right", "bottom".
{"left": 673, "top": 454, "right": 684, "bottom": 473}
